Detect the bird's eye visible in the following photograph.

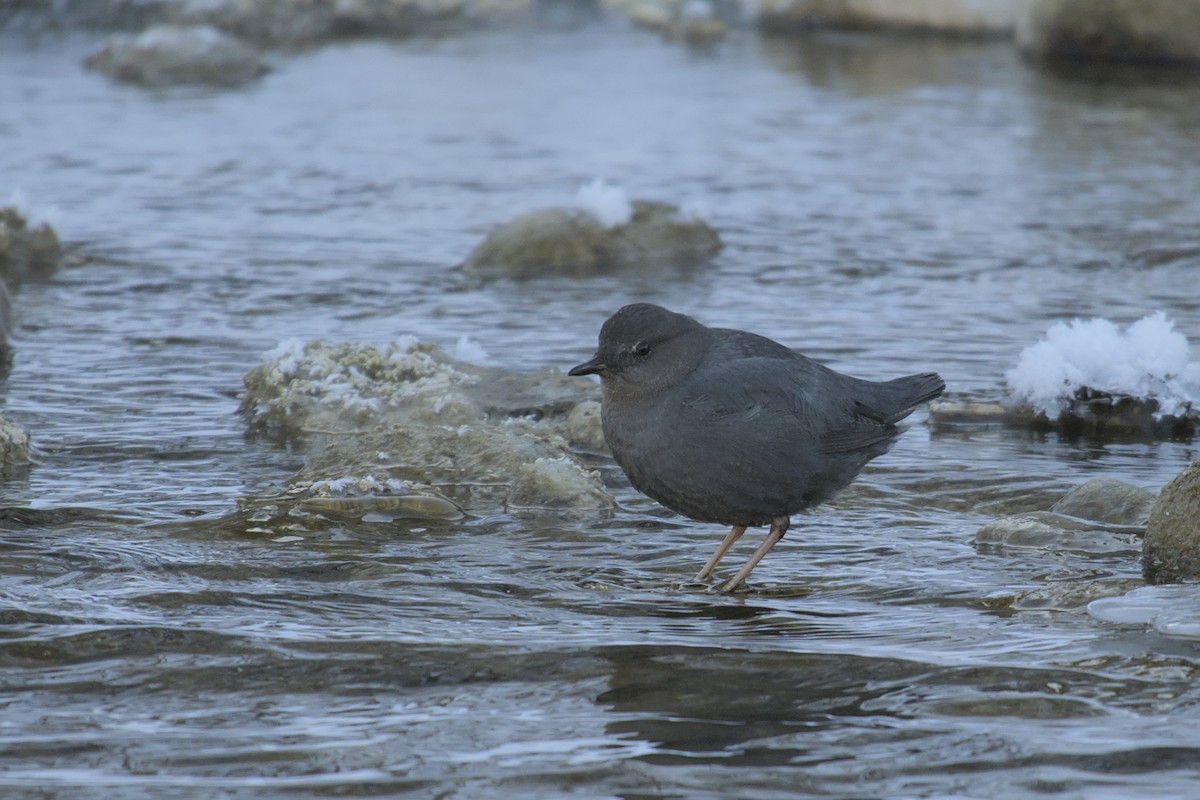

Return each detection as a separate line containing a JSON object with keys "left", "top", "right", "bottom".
{"left": 633, "top": 342, "right": 651, "bottom": 357}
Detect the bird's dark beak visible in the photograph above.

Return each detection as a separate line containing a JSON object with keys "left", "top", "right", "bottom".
{"left": 568, "top": 355, "right": 607, "bottom": 377}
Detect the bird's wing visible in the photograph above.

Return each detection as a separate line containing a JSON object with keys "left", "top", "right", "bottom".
{"left": 678, "top": 356, "right": 898, "bottom": 458}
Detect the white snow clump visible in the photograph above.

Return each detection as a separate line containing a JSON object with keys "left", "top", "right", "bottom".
{"left": 575, "top": 178, "right": 632, "bottom": 228}
{"left": 1006, "top": 312, "right": 1200, "bottom": 417}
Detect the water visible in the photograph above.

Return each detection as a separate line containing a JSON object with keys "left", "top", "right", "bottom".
{"left": 3, "top": 23, "right": 1200, "bottom": 798}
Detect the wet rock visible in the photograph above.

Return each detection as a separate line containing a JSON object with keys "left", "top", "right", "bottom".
{"left": 0, "top": 416, "right": 32, "bottom": 470}
{"left": 461, "top": 200, "right": 722, "bottom": 281}
{"left": 975, "top": 511, "right": 1140, "bottom": 556}
{"left": 1143, "top": 461, "right": 1200, "bottom": 585}
{"left": 85, "top": 24, "right": 268, "bottom": 88}
{"left": 758, "top": 0, "right": 1025, "bottom": 36}
{"left": 240, "top": 338, "right": 611, "bottom": 515}
{"left": 0, "top": 206, "right": 62, "bottom": 285}
{"left": 1005, "top": 393, "right": 1199, "bottom": 440}
{"left": 1010, "top": 578, "right": 1143, "bottom": 612}
{"left": 1050, "top": 477, "right": 1155, "bottom": 526}
{"left": 1017, "top": 0, "right": 1200, "bottom": 64}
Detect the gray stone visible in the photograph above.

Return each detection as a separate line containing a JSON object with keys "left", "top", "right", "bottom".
{"left": 85, "top": 25, "right": 267, "bottom": 88}
{"left": 1144, "top": 461, "right": 1200, "bottom": 584}
{"left": 461, "top": 201, "right": 721, "bottom": 281}
{"left": 1050, "top": 477, "right": 1155, "bottom": 526}
{"left": 1017, "top": 0, "right": 1200, "bottom": 64}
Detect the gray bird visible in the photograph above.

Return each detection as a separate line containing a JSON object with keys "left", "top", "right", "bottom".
{"left": 569, "top": 303, "right": 944, "bottom": 591}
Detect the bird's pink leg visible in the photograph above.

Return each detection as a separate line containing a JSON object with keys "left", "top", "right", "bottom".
{"left": 695, "top": 525, "right": 746, "bottom": 581}
{"left": 722, "top": 516, "right": 789, "bottom": 591}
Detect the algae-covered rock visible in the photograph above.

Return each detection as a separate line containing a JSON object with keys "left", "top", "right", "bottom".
{"left": 461, "top": 200, "right": 722, "bottom": 281}
{"left": 1143, "top": 461, "right": 1200, "bottom": 585}
{"left": 1017, "top": 0, "right": 1200, "bottom": 64}
{"left": 1050, "top": 477, "right": 1155, "bottom": 526}
{"left": 0, "top": 206, "right": 62, "bottom": 285}
{"left": 85, "top": 25, "right": 268, "bottom": 88}
{"left": 240, "top": 338, "right": 612, "bottom": 516}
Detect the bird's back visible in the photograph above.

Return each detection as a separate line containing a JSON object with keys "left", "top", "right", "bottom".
{"left": 603, "top": 332, "right": 944, "bottom": 526}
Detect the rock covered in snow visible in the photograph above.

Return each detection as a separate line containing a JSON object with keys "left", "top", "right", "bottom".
{"left": 462, "top": 184, "right": 721, "bottom": 281}
{"left": 1017, "top": 0, "right": 1200, "bottom": 64}
{"left": 1143, "top": 460, "right": 1200, "bottom": 585}
{"left": 1005, "top": 313, "right": 1200, "bottom": 437}
{"left": 85, "top": 24, "right": 268, "bottom": 88}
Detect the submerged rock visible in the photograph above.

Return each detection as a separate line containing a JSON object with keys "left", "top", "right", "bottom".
{"left": 85, "top": 25, "right": 268, "bottom": 88}
{"left": 1143, "top": 461, "right": 1200, "bottom": 585}
{"left": 0, "top": 206, "right": 62, "bottom": 285}
{"left": 461, "top": 200, "right": 722, "bottom": 281}
{"left": 1049, "top": 477, "right": 1155, "bottom": 526}
{"left": 1017, "top": 0, "right": 1200, "bottom": 64}
{"left": 240, "top": 338, "right": 612, "bottom": 516}
{"left": 975, "top": 477, "right": 1152, "bottom": 558}
{"left": 975, "top": 510, "right": 1140, "bottom": 556}
{"left": 758, "top": 0, "right": 1023, "bottom": 36}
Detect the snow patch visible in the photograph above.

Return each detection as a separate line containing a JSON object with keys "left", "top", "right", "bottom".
{"left": 575, "top": 178, "right": 632, "bottom": 228}
{"left": 1006, "top": 312, "right": 1200, "bottom": 418}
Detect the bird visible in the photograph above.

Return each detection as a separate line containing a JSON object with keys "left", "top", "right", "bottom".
{"left": 568, "top": 303, "right": 944, "bottom": 591}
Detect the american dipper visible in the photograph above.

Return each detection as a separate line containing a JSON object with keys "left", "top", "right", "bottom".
{"left": 569, "top": 303, "right": 945, "bottom": 591}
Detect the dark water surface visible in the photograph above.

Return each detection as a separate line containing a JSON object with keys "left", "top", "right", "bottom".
{"left": 2, "top": 24, "right": 1200, "bottom": 798}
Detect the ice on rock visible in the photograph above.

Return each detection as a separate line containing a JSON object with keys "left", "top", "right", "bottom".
{"left": 1006, "top": 312, "right": 1200, "bottom": 418}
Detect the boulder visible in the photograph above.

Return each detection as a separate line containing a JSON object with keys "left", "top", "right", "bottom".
{"left": 1143, "top": 461, "right": 1200, "bottom": 584}
{"left": 1017, "top": 0, "right": 1200, "bottom": 64}
{"left": 461, "top": 200, "right": 721, "bottom": 281}
{"left": 85, "top": 25, "right": 267, "bottom": 88}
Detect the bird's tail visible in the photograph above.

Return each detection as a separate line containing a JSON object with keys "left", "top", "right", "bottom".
{"left": 877, "top": 372, "right": 946, "bottom": 424}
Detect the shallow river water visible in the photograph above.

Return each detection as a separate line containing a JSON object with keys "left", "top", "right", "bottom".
{"left": 3, "top": 21, "right": 1200, "bottom": 799}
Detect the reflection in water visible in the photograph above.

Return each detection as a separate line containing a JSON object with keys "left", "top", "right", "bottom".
{"left": 600, "top": 646, "right": 920, "bottom": 764}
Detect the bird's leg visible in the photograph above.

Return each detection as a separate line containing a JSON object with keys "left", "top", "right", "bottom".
{"left": 695, "top": 525, "right": 746, "bottom": 581}
{"left": 721, "top": 516, "right": 789, "bottom": 592}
